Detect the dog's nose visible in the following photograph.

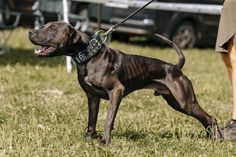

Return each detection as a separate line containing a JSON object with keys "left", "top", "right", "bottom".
{"left": 28, "top": 31, "right": 34, "bottom": 38}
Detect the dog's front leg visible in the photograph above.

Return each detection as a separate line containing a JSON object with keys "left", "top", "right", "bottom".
{"left": 86, "top": 93, "right": 100, "bottom": 139}
{"left": 100, "top": 84, "right": 124, "bottom": 146}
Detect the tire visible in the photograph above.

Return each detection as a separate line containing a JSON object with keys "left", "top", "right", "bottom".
{"left": 171, "top": 21, "right": 196, "bottom": 49}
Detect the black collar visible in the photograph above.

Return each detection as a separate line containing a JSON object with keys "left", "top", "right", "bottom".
{"left": 72, "top": 34, "right": 104, "bottom": 65}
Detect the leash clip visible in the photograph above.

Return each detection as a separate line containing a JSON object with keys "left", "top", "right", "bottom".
{"left": 94, "top": 30, "right": 108, "bottom": 43}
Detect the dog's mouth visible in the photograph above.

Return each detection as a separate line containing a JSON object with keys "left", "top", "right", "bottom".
{"left": 34, "top": 45, "right": 56, "bottom": 57}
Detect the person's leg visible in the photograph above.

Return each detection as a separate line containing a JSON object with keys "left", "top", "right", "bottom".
{"left": 221, "top": 52, "right": 232, "bottom": 83}
{"left": 221, "top": 38, "right": 236, "bottom": 119}
{"left": 221, "top": 38, "right": 236, "bottom": 140}
{"left": 228, "top": 38, "right": 236, "bottom": 120}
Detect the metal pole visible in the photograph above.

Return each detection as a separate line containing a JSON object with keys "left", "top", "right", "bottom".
{"left": 97, "top": 3, "right": 101, "bottom": 29}
{"left": 63, "top": 0, "right": 73, "bottom": 73}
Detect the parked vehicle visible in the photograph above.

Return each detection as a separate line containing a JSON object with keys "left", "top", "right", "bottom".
{"left": 88, "top": 0, "right": 224, "bottom": 48}
{"left": 0, "top": 0, "right": 224, "bottom": 48}
{"left": 0, "top": 0, "right": 89, "bottom": 28}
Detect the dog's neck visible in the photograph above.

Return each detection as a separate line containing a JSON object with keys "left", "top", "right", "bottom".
{"left": 73, "top": 32, "right": 91, "bottom": 51}
{"left": 72, "top": 32, "right": 105, "bottom": 65}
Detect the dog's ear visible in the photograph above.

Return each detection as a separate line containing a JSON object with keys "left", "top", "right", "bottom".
{"left": 69, "top": 28, "right": 80, "bottom": 44}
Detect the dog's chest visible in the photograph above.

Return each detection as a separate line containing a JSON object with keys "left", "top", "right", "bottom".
{"left": 85, "top": 59, "right": 115, "bottom": 88}
{"left": 77, "top": 48, "right": 122, "bottom": 96}
{"left": 77, "top": 65, "right": 109, "bottom": 99}
{"left": 85, "top": 66, "right": 103, "bottom": 87}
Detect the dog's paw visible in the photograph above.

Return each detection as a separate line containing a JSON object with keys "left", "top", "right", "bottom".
{"left": 206, "top": 124, "right": 224, "bottom": 141}
{"left": 99, "top": 137, "right": 111, "bottom": 146}
{"left": 85, "top": 130, "right": 98, "bottom": 143}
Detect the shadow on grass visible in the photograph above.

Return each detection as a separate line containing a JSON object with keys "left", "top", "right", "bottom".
{"left": 0, "top": 48, "right": 65, "bottom": 66}
{"left": 115, "top": 130, "right": 148, "bottom": 141}
{"left": 113, "top": 129, "right": 207, "bottom": 141}
{"left": 158, "top": 130, "right": 206, "bottom": 139}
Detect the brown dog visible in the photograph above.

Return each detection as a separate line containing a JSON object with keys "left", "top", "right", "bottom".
{"left": 28, "top": 21, "right": 223, "bottom": 145}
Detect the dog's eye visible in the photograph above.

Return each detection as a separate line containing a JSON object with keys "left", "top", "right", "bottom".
{"left": 49, "top": 27, "right": 55, "bottom": 31}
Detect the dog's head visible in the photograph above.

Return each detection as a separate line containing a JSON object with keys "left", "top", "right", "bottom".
{"left": 28, "top": 21, "right": 88, "bottom": 57}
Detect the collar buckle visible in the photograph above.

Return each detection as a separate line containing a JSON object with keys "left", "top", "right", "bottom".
{"left": 87, "top": 38, "right": 102, "bottom": 57}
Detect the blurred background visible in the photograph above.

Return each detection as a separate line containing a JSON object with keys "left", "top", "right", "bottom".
{"left": 0, "top": 0, "right": 223, "bottom": 51}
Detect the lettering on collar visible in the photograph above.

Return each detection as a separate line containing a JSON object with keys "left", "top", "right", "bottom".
{"left": 73, "top": 35, "right": 103, "bottom": 64}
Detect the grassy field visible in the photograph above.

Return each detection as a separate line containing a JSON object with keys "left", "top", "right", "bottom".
{"left": 0, "top": 28, "right": 236, "bottom": 156}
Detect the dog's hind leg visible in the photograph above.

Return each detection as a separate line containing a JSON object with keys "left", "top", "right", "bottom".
{"left": 155, "top": 76, "right": 223, "bottom": 139}
{"left": 86, "top": 93, "right": 100, "bottom": 139}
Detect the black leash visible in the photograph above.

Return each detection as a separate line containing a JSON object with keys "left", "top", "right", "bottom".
{"left": 104, "top": 0, "right": 156, "bottom": 36}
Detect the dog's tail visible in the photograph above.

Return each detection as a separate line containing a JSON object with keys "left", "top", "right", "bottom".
{"left": 155, "top": 34, "right": 185, "bottom": 69}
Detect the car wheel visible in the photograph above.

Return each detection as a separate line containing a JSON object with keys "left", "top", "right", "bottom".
{"left": 171, "top": 21, "right": 196, "bottom": 49}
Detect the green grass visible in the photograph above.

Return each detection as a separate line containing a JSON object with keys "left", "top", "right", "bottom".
{"left": 0, "top": 28, "right": 235, "bottom": 156}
